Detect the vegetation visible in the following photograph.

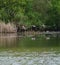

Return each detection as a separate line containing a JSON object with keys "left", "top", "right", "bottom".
{"left": 0, "top": 0, "right": 60, "bottom": 31}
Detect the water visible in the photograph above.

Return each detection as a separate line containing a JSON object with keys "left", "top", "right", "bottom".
{"left": 0, "top": 33, "right": 60, "bottom": 65}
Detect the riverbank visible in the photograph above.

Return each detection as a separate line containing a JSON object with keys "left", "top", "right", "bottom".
{"left": 17, "top": 31, "right": 60, "bottom": 36}
{"left": 0, "top": 31, "right": 60, "bottom": 35}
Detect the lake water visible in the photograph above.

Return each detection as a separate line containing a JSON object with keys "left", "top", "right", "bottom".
{"left": 0, "top": 33, "right": 60, "bottom": 65}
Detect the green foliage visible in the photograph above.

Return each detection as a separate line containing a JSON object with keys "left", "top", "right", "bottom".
{"left": 0, "top": 0, "right": 60, "bottom": 30}
{"left": 0, "top": 0, "right": 43, "bottom": 26}
{"left": 0, "top": 0, "right": 26, "bottom": 23}
{"left": 45, "top": 0, "right": 60, "bottom": 30}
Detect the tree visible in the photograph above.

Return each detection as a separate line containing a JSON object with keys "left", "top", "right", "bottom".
{"left": 0, "top": 0, "right": 26, "bottom": 23}
{"left": 45, "top": 0, "right": 60, "bottom": 31}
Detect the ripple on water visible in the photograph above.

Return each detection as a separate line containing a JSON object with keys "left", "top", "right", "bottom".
{"left": 0, "top": 51, "right": 60, "bottom": 65}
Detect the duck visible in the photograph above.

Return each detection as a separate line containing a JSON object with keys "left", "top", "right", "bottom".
{"left": 31, "top": 37, "right": 36, "bottom": 40}
{"left": 46, "top": 37, "right": 50, "bottom": 40}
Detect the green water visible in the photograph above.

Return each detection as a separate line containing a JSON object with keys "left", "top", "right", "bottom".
{"left": 0, "top": 33, "right": 59, "bottom": 51}
{"left": 0, "top": 34, "right": 60, "bottom": 65}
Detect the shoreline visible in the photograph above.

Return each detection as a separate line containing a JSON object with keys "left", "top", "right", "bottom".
{"left": 0, "top": 31, "right": 60, "bottom": 34}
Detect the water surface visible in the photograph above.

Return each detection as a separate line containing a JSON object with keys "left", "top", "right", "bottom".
{"left": 0, "top": 33, "right": 60, "bottom": 65}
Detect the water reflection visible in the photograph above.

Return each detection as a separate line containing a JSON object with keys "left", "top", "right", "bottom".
{"left": 0, "top": 33, "right": 17, "bottom": 48}
{"left": 44, "top": 34, "right": 59, "bottom": 47}
{"left": 17, "top": 34, "right": 60, "bottom": 48}
{"left": 0, "top": 33, "right": 59, "bottom": 48}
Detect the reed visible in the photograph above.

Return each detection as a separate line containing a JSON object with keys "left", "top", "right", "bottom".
{"left": 0, "top": 21, "right": 17, "bottom": 33}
